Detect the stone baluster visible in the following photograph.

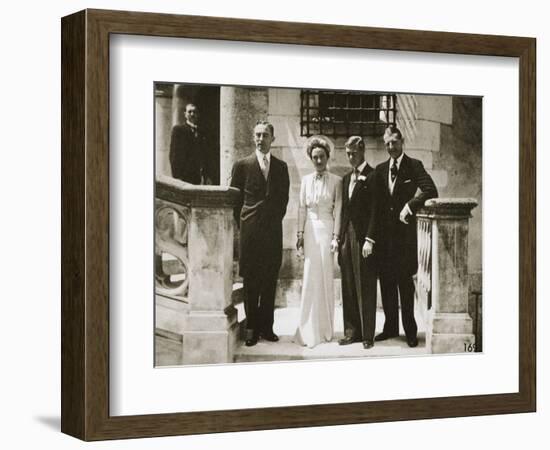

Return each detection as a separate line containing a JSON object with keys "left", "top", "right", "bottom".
{"left": 417, "top": 218, "right": 433, "bottom": 312}
{"left": 417, "top": 198, "right": 478, "bottom": 354}
{"left": 156, "top": 176, "right": 241, "bottom": 364}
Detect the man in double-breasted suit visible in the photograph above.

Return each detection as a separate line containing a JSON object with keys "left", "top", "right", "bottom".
{"left": 230, "top": 121, "right": 290, "bottom": 347}
{"left": 375, "top": 125, "right": 438, "bottom": 347}
{"left": 338, "top": 136, "right": 378, "bottom": 349}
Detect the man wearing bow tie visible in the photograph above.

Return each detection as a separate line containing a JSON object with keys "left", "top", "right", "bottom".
{"left": 169, "top": 103, "right": 211, "bottom": 184}
{"left": 338, "top": 136, "right": 379, "bottom": 349}
{"left": 230, "top": 121, "right": 290, "bottom": 347}
{"left": 375, "top": 125, "right": 438, "bottom": 347}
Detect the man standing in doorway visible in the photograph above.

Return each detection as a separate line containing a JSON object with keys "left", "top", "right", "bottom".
{"left": 169, "top": 103, "right": 211, "bottom": 184}
{"left": 230, "top": 121, "right": 290, "bottom": 347}
{"left": 375, "top": 124, "right": 438, "bottom": 347}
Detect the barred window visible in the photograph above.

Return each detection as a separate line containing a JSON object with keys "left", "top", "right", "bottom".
{"left": 300, "top": 90, "right": 397, "bottom": 138}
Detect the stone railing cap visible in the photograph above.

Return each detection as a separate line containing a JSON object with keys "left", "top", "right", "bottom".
{"left": 156, "top": 175, "right": 241, "bottom": 207}
{"left": 424, "top": 198, "right": 478, "bottom": 208}
{"left": 418, "top": 197, "right": 478, "bottom": 218}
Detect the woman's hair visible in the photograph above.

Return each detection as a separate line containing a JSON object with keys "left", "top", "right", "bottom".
{"left": 306, "top": 136, "right": 331, "bottom": 159}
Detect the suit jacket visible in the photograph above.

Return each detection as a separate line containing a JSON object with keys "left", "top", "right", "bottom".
{"left": 340, "top": 163, "right": 378, "bottom": 244}
{"left": 375, "top": 153, "right": 438, "bottom": 277}
{"left": 230, "top": 153, "right": 290, "bottom": 278}
{"left": 169, "top": 123, "right": 207, "bottom": 184}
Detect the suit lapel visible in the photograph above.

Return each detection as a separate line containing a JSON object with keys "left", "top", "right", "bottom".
{"left": 343, "top": 172, "right": 351, "bottom": 208}
{"left": 350, "top": 164, "right": 372, "bottom": 204}
{"left": 362, "top": 164, "right": 373, "bottom": 178}
{"left": 265, "top": 155, "right": 275, "bottom": 193}
{"left": 381, "top": 159, "right": 391, "bottom": 196}
{"left": 393, "top": 154, "right": 409, "bottom": 196}
{"left": 350, "top": 172, "right": 359, "bottom": 201}
{"left": 266, "top": 154, "right": 282, "bottom": 195}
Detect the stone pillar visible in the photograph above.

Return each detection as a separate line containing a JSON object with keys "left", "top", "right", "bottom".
{"left": 155, "top": 88, "right": 174, "bottom": 178}
{"left": 220, "top": 87, "right": 269, "bottom": 185}
{"left": 156, "top": 177, "right": 241, "bottom": 364}
{"left": 417, "top": 198, "right": 478, "bottom": 354}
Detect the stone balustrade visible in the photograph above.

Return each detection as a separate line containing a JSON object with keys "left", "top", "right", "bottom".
{"left": 417, "top": 198, "right": 479, "bottom": 353}
{"left": 155, "top": 176, "right": 241, "bottom": 364}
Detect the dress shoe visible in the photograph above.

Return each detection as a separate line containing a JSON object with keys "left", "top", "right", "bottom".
{"left": 260, "top": 332, "right": 279, "bottom": 342}
{"left": 363, "top": 340, "right": 374, "bottom": 349}
{"left": 338, "top": 336, "right": 360, "bottom": 345}
{"left": 374, "top": 332, "right": 398, "bottom": 342}
{"left": 245, "top": 336, "right": 259, "bottom": 347}
{"left": 407, "top": 337, "right": 419, "bottom": 348}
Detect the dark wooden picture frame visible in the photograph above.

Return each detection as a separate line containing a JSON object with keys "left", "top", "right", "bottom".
{"left": 61, "top": 9, "right": 536, "bottom": 441}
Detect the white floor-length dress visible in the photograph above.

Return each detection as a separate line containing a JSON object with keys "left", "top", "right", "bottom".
{"left": 294, "top": 171, "right": 342, "bottom": 348}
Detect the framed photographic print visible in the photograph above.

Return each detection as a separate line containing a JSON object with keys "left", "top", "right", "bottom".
{"left": 61, "top": 9, "right": 536, "bottom": 441}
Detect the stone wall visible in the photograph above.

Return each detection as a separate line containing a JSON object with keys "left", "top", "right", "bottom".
{"left": 220, "top": 87, "right": 269, "bottom": 184}
{"left": 396, "top": 94, "right": 482, "bottom": 273}
{"left": 437, "top": 97, "right": 483, "bottom": 273}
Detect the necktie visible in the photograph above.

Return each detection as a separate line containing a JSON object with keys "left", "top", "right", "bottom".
{"left": 349, "top": 169, "right": 360, "bottom": 199}
{"left": 391, "top": 158, "right": 398, "bottom": 182}
{"left": 262, "top": 155, "right": 269, "bottom": 180}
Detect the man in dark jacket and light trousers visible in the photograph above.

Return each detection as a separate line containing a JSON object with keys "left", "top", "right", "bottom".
{"left": 230, "top": 121, "right": 290, "bottom": 347}
{"left": 375, "top": 125, "right": 438, "bottom": 348}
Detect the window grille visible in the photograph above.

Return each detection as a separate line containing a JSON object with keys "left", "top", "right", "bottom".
{"left": 300, "top": 90, "right": 397, "bottom": 138}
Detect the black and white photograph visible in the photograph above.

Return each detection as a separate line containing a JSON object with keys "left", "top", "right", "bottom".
{"left": 154, "top": 83, "right": 483, "bottom": 366}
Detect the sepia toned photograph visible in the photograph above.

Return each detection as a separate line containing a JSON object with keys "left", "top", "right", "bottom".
{"left": 154, "top": 83, "right": 482, "bottom": 366}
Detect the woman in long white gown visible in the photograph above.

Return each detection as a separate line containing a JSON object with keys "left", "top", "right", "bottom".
{"left": 294, "top": 137, "right": 342, "bottom": 348}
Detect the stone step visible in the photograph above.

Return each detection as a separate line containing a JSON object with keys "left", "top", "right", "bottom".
{"left": 234, "top": 306, "right": 428, "bottom": 363}
{"left": 155, "top": 330, "right": 183, "bottom": 366}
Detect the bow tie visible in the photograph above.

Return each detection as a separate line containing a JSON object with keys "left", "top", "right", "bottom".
{"left": 315, "top": 171, "right": 327, "bottom": 180}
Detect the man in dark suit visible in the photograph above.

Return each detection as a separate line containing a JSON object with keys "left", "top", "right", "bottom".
{"left": 338, "top": 136, "right": 379, "bottom": 349}
{"left": 169, "top": 103, "right": 210, "bottom": 184}
{"left": 230, "top": 121, "right": 290, "bottom": 347}
{"left": 375, "top": 125, "right": 438, "bottom": 347}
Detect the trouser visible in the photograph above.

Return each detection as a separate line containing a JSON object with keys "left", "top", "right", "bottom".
{"left": 379, "top": 271, "right": 417, "bottom": 340}
{"left": 340, "top": 223, "right": 377, "bottom": 342}
{"left": 243, "top": 267, "right": 279, "bottom": 338}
